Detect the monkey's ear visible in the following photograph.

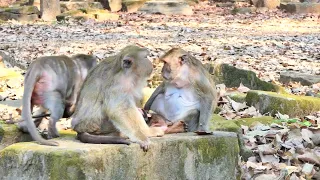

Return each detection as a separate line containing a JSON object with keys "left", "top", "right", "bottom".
{"left": 180, "top": 55, "right": 188, "bottom": 64}
{"left": 122, "top": 57, "right": 133, "bottom": 69}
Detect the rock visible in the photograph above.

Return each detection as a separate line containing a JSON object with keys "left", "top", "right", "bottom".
{"left": 231, "top": 7, "right": 257, "bottom": 14}
{"left": 214, "top": 64, "right": 284, "bottom": 93}
{"left": 0, "top": 132, "right": 239, "bottom": 179}
{"left": 280, "top": 71, "right": 320, "bottom": 86}
{"left": 89, "top": 2, "right": 104, "bottom": 9}
{"left": 216, "top": 2, "right": 235, "bottom": 7}
{"left": 246, "top": 90, "right": 320, "bottom": 117}
{"left": 0, "top": 121, "right": 31, "bottom": 150}
{"left": 280, "top": 2, "right": 320, "bottom": 13}
{"left": 0, "top": 6, "right": 40, "bottom": 21}
{"left": 138, "top": 0, "right": 193, "bottom": 15}
{"left": 251, "top": 0, "right": 280, "bottom": 8}
{"left": 57, "top": 9, "right": 119, "bottom": 21}
{"left": 0, "top": 0, "right": 17, "bottom": 7}
{"left": 60, "top": 2, "right": 90, "bottom": 12}
{"left": 122, "top": 0, "right": 148, "bottom": 12}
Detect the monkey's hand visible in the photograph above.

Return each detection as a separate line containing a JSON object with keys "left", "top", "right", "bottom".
{"left": 165, "top": 121, "right": 187, "bottom": 134}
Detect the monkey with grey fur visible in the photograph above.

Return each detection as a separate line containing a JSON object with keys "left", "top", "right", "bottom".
{"left": 18, "top": 54, "right": 97, "bottom": 146}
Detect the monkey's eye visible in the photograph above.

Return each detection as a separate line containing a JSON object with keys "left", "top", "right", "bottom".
{"left": 180, "top": 55, "right": 187, "bottom": 64}
{"left": 122, "top": 58, "right": 133, "bottom": 69}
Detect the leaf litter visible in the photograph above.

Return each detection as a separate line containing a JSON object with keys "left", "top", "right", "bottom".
{"left": 0, "top": 1, "right": 319, "bottom": 179}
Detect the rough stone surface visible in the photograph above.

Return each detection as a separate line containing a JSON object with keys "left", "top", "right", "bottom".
{"left": 214, "top": 63, "right": 283, "bottom": 93}
{"left": 60, "top": 2, "right": 90, "bottom": 12}
{"left": 122, "top": 0, "right": 148, "bottom": 12}
{"left": 0, "top": 6, "right": 40, "bottom": 21}
{"left": 280, "top": 71, "right": 320, "bottom": 86}
{"left": 0, "top": 132, "right": 239, "bottom": 180}
{"left": 280, "top": 2, "right": 320, "bottom": 13}
{"left": 251, "top": 0, "right": 280, "bottom": 8}
{"left": 139, "top": 0, "right": 193, "bottom": 15}
{"left": 246, "top": 90, "right": 320, "bottom": 117}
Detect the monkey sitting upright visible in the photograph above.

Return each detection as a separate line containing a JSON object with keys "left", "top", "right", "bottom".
{"left": 71, "top": 45, "right": 165, "bottom": 151}
{"left": 144, "top": 48, "right": 218, "bottom": 133}
{"left": 19, "top": 54, "right": 97, "bottom": 146}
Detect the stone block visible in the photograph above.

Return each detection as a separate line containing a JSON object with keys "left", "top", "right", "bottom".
{"left": 280, "top": 71, "right": 320, "bottom": 86}
{"left": 138, "top": 0, "right": 193, "bottom": 15}
{"left": 246, "top": 90, "right": 320, "bottom": 117}
{"left": 0, "top": 132, "right": 239, "bottom": 180}
{"left": 280, "top": 2, "right": 320, "bottom": 13}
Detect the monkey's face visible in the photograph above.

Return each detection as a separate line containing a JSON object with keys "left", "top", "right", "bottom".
{"left": 160, "top": 48, "right": 190, "bottom": 88}
{"left": 121, "top": 47, "right": 152, "bottom": 78}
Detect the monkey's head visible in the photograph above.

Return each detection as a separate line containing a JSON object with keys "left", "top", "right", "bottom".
{"left": 160, "top": 48, "right": 200, "bottom": 88}
{"left": 118, "top": 45, "right": 152, "bottom": 78}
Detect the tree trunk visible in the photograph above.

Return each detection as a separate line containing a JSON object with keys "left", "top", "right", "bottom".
{"left": 40, "top": 0, "right": 60, "bottom": 21}
{"left": 109, "top": 0, "right": 122, "bottom": 12}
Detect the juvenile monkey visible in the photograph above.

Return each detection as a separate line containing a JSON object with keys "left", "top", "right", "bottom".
{"left": 71, "top": 45, "right": 164, "bottom": 151}
{"left": 19, "top": 54, "right": 97, "bottom": 146}
{"left": 144, "top": 48, "right": 217, "bottom": 133}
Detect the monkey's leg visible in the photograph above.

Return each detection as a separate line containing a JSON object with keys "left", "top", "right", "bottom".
{"left": 43, "top": 91, "right": 65, "bottom": 139}
{"left": 18, "top": 106, "right": 47, "bottom": 132}
{"left": 181, "top": 109, "right": 199, "bottom": 132}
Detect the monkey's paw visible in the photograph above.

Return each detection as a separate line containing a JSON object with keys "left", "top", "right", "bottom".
{"left": 165, "top": 121, "right": 187, "bottom": 134}
{"left": 139, "top": 140, "right": 150, "bottom": 152}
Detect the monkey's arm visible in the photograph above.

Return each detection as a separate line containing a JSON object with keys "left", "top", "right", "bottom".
{"left": 197, "top": 78, "right": 217, "bottom": 132}
{"left": 144, "top": 83, "right": 165, "bottom": 110}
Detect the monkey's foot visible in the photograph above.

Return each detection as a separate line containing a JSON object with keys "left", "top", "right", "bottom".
{"left": 165, "top": 121, "right": 187, "bottom": 134}
{"left": 138, "top": 140, "right": 150, "bottom": 152}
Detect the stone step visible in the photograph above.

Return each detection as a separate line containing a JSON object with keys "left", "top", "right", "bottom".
{"left": 138, "top": 0, "right": 193, "bottom": 15}
{"left": 0, "top": 132, "right": 239, "bottom": 180}
{"left": 280, "top": 2, "right": 320, "bottom": 13}
{"left": 246, "top": 90, "right": 320, "bottom": 117}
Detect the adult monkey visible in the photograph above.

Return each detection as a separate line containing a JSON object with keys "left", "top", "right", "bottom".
{"left": 71, "top": 45, "right": 164, "bottom": 151}
{"left": 19, "top": 54, "right": 97, "bottom": 146}
{"left": 144, "top": 48, "right": 217, "bottom": 133}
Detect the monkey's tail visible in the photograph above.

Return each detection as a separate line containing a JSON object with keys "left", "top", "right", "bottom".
{"left": 22, "top": 68, "right": 59, "bottom": 146}
{"left": 77, "top": 132, "right": 131, "bottom": 145}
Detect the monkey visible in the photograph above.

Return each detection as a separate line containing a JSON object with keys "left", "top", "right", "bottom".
{"left": 71, "top": 45, "right": 165, "bottom": 151}
{"left": 18, "top": 54, "right": 97, "bottom": 146}
{"left": 144, "top": 48, "right": 218, "bottom": 133}
{"left": 147, "top": 113, "right": 187, "bottom": 134}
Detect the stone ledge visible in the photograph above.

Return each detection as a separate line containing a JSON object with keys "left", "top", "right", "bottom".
{"left": 0, "top": 132, "right": 239, "bottom": 180}
{"left": 246, "top": 90, "right": 320, "bottom": 117}
{"left": 280, "top": 2, "right": 320, "bottom": 13}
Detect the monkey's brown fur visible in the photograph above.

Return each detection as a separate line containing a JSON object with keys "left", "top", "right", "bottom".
{"left": 144, "top": 48, "right": 217, "bottom": 132}
{"left": 19, "top": 54, "right": 97, "bottom": 146}
{"left": 71, "top": 45, "right": 164, "bottom": 151}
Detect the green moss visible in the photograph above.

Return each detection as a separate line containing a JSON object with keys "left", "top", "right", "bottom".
{"left": 234, "top": 116, "right": 274, "bottom": 126}
{"left": 210, "top": 114, "right": 275, "bottom": 133}
{"left": 228, "top": 92, "right": 247, "bottom": 103}
{"left": 210, "top": 114, "right": 240, "bottom": 132}
{"left": 246, "top": 90, "right": 320, "bottom": 117}
{"left": 48, "top": 150, "right": 85, "bottom": 180}
{"left": 214, "top": 64, "right": 284, "bottom": 93}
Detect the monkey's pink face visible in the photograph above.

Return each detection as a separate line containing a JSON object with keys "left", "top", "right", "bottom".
{"left": 122, "top": 49, "right": 153, "bottom": 78}
{"left": 161, "top": 54, "right": 190, "bottom": 88}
